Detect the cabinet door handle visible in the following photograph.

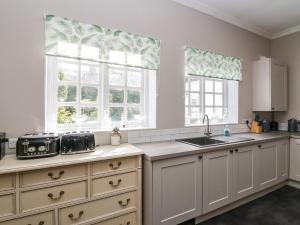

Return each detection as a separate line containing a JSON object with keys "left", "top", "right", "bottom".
{"left": 198, "top": 155, "right": 202, "bottom": 160}
{"left": 109, "top": 179, "right": 122, "bottom": 188}
{"left": 48, "top": 171, "right": 64, "bottom": 180}
{"left": 48, "top": 191, "right": 65, "bottom": 200}
{"left": 230, "top": 150, "right": 233, "bottom": 154}
{"left": 27, "top": 222, "right": 44, "bottom": 225}
{"left": 109, "top": 161, "right": 122, "bottom": 169}
{"left": 258, "top": 145, "right": 262, "bottom": 148}
{"left": 235, "top": 149, "right": 238, "bottom": 152}
{"left": 119, "top": 222, "right": 131, "bottom": 225}
{"left": 68, "top": 210, "right": 84, "bottom": 221}
{"left": 118, "top": 198, "right": 130, "bottom": 207}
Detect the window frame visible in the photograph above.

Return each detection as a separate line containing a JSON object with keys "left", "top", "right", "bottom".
{"left": 45, "top": 56, "right": 154, "bottom": 132}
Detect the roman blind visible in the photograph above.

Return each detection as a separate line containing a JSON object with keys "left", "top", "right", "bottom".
{"left": 45, "top": 15, "right": 161, "bottom": 70}
{"left": 185, "top": 47, "right": 243, "bottom": 81}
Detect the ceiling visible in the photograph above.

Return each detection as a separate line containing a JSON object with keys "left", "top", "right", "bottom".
{"left": 173, "top": 0, "right": 300, "bottom": 39}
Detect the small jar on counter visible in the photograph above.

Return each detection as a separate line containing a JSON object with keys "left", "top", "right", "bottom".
{"left": 111, "top": 127, "right": 122, "bottom": 146}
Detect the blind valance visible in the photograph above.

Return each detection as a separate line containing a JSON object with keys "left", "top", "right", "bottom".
{"left": 185, "top": 47, "right": 242, "bottom": 81}
{"left": 45, "top": 15, "right": 161, "bottom": 70}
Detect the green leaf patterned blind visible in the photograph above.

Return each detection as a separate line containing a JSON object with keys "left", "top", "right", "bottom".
{"left": 45, "top": 15, "right": 161, "bottom": 70}
{"left": 185, "top": 47, "right": 243, "bottom": 81}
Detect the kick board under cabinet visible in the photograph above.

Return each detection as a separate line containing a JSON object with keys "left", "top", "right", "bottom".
{"left": 0, "top": 144, "right": 142, "bottom": 225}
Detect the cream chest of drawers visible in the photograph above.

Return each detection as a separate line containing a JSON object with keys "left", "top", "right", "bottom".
{"left": 0, "top": 144, "right": 142, "bottom": 225}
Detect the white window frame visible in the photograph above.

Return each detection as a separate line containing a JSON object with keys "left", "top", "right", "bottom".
{"left": 185, "top": 75, "right": 238, "bottom": 126}
{"left": 45, "top": 56, "right": 156, "bottom": 132}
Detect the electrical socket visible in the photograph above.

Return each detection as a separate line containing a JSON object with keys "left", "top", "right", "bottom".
{"left": 8, "top": 138, "right": 18, "bottom": 149}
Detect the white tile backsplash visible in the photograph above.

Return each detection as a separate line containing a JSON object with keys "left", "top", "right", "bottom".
{"left": 127, "top": 123, "right": 250, "bottom": 144}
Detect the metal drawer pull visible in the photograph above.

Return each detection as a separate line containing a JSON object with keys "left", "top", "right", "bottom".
{"left": 109, "top": 161, "right": 122, "bottom": 169}
{"left": 118, "top": 198, "right": 130, "bottom": 207}
{"left": 48, "top": 171, "right": 64, "bottom": 180}
{"left": 109, "top": 179, "right": 122, "bottom": 187}
{"left": 119, "top": 222, "right": 131, "bottom": 225}
{"left": 68, "top": 210, "right": 84, "bottom": 221}
{"left": 48, "top": 190, "right": 65, "bottom": 200}
{"left": 27, "top": 222, "right": 44, "bottom": 225}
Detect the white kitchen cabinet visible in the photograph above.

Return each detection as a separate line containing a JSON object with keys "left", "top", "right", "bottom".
{"left": 252, "top": 57, "right": 287, "bottom": 111}
{"left": 233, "top": 145, "right": 258, "bottom": 200}
{"left": 290, "top": 138, "right": 300, "bottom": 182}
{"left": 257, "top": 142, "right": 278, "bottom": 190}
{"left": 277, "top": 139, "right": 289, "bottom": 182}
{"left": 202, "top": 150, "right": 234, "bottom": 213}
{"left": 152, "top": 155, "right": 202, "bottom": 225}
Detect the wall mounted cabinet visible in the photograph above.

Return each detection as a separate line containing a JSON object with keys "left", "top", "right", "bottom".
{"left": 252, "top": 57, "right": 288, "bottom": 111}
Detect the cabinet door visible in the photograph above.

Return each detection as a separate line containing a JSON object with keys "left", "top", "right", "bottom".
{"left": 153, "top": 155, "right": 202, "bottom": 225}
{"left": 277, "top": 139, "right": 289, "bottom": 182}
{"left": 233, "top": 145, "right": 258, "bottom": 200}
{"left": 290, "top": 138, "right": 300, "bottom": 182}
{"left": 271, "top": 61, "right": 287, "bottom": 111}
{"left": 203, "top": 150, "right": 233, "bottom": 214}
{"left": 257, "top": 142, "right": 278, "bottom": 190}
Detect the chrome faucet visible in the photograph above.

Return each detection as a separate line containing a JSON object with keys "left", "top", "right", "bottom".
{"left": 203, "top": 114, "right": 212, "bottom": 137}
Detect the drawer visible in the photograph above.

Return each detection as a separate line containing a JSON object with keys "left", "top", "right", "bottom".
{"left": 92, "top": 157, "right": 138, "bottom": 175}
{"left": 0, "top": 193, "right": 15, "bottom": 217}
{"left": 92, "top": 172, "right": 137, "bottom": 197}
{"left": 0, "top": 174, "right": 15, "bottom": 191}
{"left": 0, "top": 211, "right": 54, "bottom": 225}
{"left": 21, "top": 181, "right": 87, "bottom": 212}
{"left": 21, "top": 164, "right": 87, "bottom": 187}
{"left": 92, "top": 212, "right": 137, "bottom": 225}
{"left": 60, "top": 191, "right": 137, "bottom": 225}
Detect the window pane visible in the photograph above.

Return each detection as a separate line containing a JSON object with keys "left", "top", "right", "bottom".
{"left": 127, "top": 90, "right": 140, "bottom": 104}
{"left": 57, "top": 106, "right": 76, "bottom": 124}
{"left": 190, "top": 78, "right": 200, "bottom": 91}
{"left": 215, "top": 81, "right": 223, "bottom": 93}
{"left": 190, "top": 93, "right": 200, "bottom": 105}
{"left": 185, "top": 79, "right": 189, "bottom": 91}
{"left": 205, "top": 107, "right": 213, "bottom": 115}
{"left": 57, "top": 42, "right": 78, "bottom": 57}
{"left": 215, "top": 94, "right": 223, "bottom": 106}
{"left": 109, "top": 68, "right": 125, "bottom": 86}
{"left": 185, "top": 93, "right": 189, "bottom": 105}
{"left": 81, "top": 64, "right": 99, "bottom": 83}
{"left": 190, "top": 107, "right": 200, "bottom": 119}
{"left": 81, "top": 45, "right": 99, "bottom": 60}
{"left": 109, "top": 107, "right": 124, "bottom": 121}
{"left": 81, "top": 86, "right": 98, "bottom": 103}
{"left": 215, "top": 108, "right": 223, "bottom": 119}
{"left": 205, "top": 94, "right": 213, "bottom": 106}
{"left": 127, "top": 53, "right": 142, "bottom": 66}
{"left": 58, "top": 63, "right": 78, "bottom": 82}
{"left": 109, "top": 50, "right": 125, "bottom": 64}
{"left": 205, "top": 80, "right": 213, "bottom": 92}
{"left": 58, "top": 85, "right": 77, "bottom": 102}
{"left": 128, "top": 107, "right": 141, "bottom": 121}
{"left": 109, "top": 89, "right": 124, "bottom": 103}
{"left": 81, "top": 107, "right": 98, "bottom": 122}
{"left": 127, "top": 70, "right": 142, "bottom": 87}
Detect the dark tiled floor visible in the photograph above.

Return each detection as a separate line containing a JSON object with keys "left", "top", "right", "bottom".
{"left": 181, "top": 186, "right": 300, "bottom": 225}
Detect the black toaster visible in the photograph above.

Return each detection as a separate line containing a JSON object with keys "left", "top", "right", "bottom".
{"left": 16, "top": 133, "right": 60, "bottom": 159}
{"left": 61, "top": 131, "right": 95, "bottom": 155}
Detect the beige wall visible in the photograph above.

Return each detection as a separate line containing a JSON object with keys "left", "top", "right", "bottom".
{"left": 0, "top": 0, "right": 270, "bottom": 137}
{"left": 271, "top": 31, "right": 300, "bottom": 122}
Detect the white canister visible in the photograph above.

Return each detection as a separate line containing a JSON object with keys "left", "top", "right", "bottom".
{"left": 111, "top": 127, "right": 121, "bottom": 146}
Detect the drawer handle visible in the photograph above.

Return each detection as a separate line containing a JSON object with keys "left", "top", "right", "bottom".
{"left": 27, "top": 222, "right": 44, "bottom": 225}
{"left": 48, "top": 171, "right": 64, "bottom": 180}
{"left": 109, "top": 179, "right": 122, "bottom": 188}
{"left": 48, "top": 190, "right": 65, "bottom": 200}
{"left": 118, "top": 198, "right": 130, "bottom": 207}
{"left": 109, "top": 161, "right": 122, "bottom": 169}
{"left": 68, "top": 210, "right": 84, "bottom": 221}
{"left": 119, "top": 222, "right": 131, "bottom": 225}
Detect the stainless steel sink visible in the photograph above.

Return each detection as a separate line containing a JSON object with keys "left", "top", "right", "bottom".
{"left": 177, "top": 137, "right": 225, "bottom": 147}
{"left": 177, "top": 136, "right": 255, "bottom": 147}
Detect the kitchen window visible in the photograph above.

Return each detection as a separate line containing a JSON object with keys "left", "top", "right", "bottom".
{"left": 45, "top": 15, "right": 160, "bottom": 131}
{"left": 185, "top": 47, "right": 241, "bottom": 125}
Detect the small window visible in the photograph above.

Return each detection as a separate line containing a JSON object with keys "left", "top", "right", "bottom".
{"left": 185, "top": 76, "right": 238, "bottom": 125}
